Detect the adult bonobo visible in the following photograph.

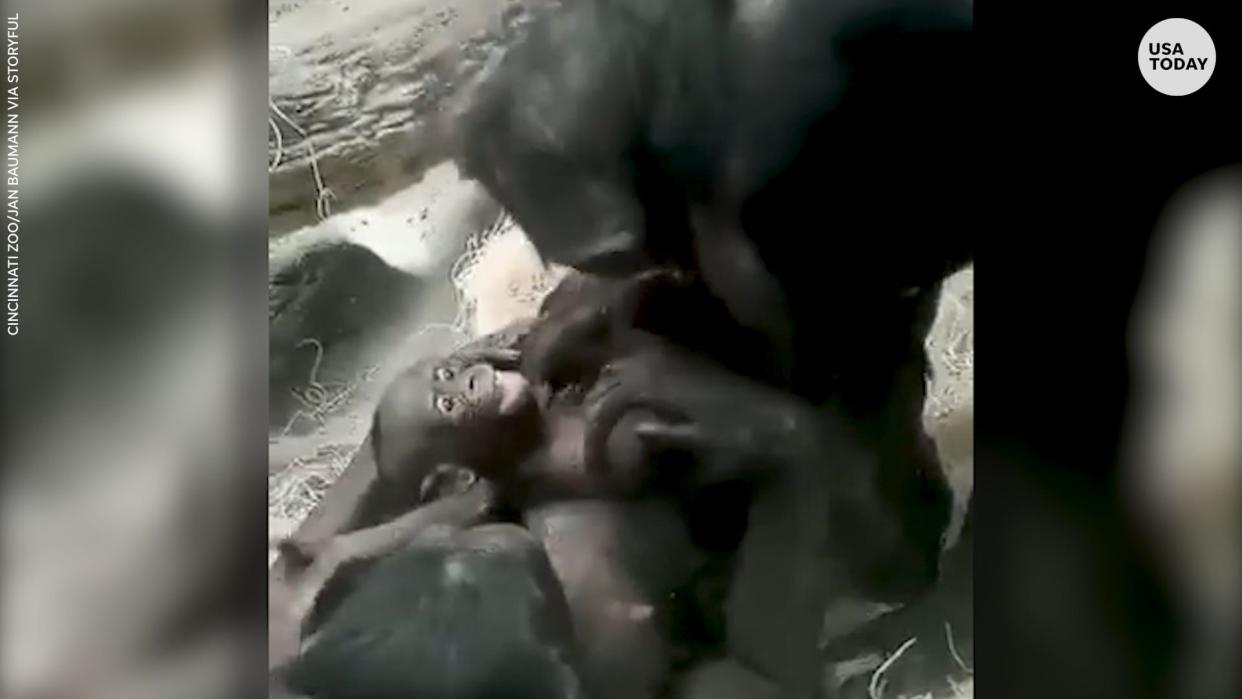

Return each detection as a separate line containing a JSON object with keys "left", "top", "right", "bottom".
{"left": 573, "top": 331, "right": 939, "bottom": 696}
{"left": 453, "top": 0, "right": 967, "bottom": 623}
{"left": 519, "top": 268, "right": 780, "bottom": 391}
{"left": 452, "top": 0, "right": 974, "bottom": 387}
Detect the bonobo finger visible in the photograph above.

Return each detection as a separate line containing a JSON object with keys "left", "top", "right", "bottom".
{"left": 469, "top": 347, "right": 521, "bottom": 369}
{"left": 418, "top": 463, "right": 479, "bottom": 504}
{"left": 278, "top": 537, "right": 325, "bottom": 570}
{"left": 623, "top": 268, "right": 684, "bottom": 296}
{"left": 633, "top": 420, "right": 702, "bottom": 451}
{"left": 613, "top": 267, "right": 689, "bottom": 316}
{"left": 585, "top": 369, "right": 624, "bottom": 404}
{"left": 631, "top": 266, "right": 691, "bottom": 289}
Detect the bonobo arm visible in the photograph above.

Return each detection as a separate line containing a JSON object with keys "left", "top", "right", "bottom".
{"left": 690, "top": 208, "right": 795, "bottom": 382}
{"left": 268, "top": 480, "right": 498, "bottom": 669}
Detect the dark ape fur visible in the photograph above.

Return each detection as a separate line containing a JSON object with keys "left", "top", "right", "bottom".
{"left": 273, "top": 479, "right": 733, "bottom": 699}
{"left": 453, "top": 0, "right": 731, "bottom": 275}
{"left": 582, "top": 332, "right": 952, "bottom": 694}
{"left": 520, "top": 269, "right": 781, "bottom": 391}
{"left": 268, "top": 483, "right": 500, "bottom": 671}
{"left": 454, "top": 4, "right": 968, "bottom": 634}
{"left": 453, "top": 0, "right": 974, "bottom": 385}
{"left": 278, "top": 524, "right": 584, "bottom": 699}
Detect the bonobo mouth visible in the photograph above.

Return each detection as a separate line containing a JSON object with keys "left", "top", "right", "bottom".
{"left": 493, "top": 370, "right": 533, "bottom": 415}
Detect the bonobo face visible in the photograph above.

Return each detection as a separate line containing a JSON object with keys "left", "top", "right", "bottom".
{"left": 415, "top": 356, "right": 540, "bottom": 473}
{"left": 427, "top": 358, "right": 534, "bottom": 424}
{"left": 375, "top": 355, "right": 540, "bottom": 486}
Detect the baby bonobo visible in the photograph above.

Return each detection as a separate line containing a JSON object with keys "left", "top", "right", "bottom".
{"left": 372, "top": 350, "right": 539, "bottom": 491}
{"left": 370, "top": 343, "right": 665, "bottom": 513}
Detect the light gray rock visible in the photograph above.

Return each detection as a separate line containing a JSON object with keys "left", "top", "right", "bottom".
{"left": 268, "top": 0, "right": 558, "bottom": 236}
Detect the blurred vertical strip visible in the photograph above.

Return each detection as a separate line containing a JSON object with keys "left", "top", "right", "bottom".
{"left": 1126, "top": 166, "right": 1241, "bottom": 699}
{"left": 1, "top": 1, "right": 267, "bottom": 697}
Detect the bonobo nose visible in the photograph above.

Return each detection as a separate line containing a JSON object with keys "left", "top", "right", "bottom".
{"left": 464, "top": 367, "right": 489, "bottom": 399}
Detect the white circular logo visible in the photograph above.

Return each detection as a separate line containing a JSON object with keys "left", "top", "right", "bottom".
{"left": 1139, "top": 18, "right": 1216, "bottom": 96}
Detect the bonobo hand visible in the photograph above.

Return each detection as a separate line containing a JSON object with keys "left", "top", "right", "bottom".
{"left": 583, "top": 340, "right": 821, "bottom": 486}
{"left": 580, "top": 356, "right": 690, "bottom": 481}
{"left": 519, "top": 268, "right": 691, "bottom": 389}
{"left": 611, "top": 267, "right": 694, "bottom": 316}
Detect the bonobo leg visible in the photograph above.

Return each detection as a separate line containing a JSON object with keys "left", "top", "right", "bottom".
{"left": 268, "top": 480, "right": 498, "bottom": 669}
{"left": 833, "top": 283, "right": 951, "bottom": 602}
{"left": 525, "top": 500, "right": 706, "bottom": 699}
{"left": 722, "top": 419, "right": 875, "bottom": 698}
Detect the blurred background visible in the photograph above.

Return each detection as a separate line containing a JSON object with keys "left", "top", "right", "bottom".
{"left": 0, "top": 1, "right": 1235, "bottom": 698}
{"left": 1, "top": 1, "right": 258, "bottom": 697}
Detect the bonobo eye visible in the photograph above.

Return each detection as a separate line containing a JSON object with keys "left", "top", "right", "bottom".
{"left": 435, "top": 396, "right": 457, "bottom": 414}
{"left": 434, "top": 366, "right": 454, "bottom": 381}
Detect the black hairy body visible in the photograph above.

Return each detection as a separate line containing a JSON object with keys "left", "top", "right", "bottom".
{"left": 452, "top": 3, "right": 968, "bottom": 639}
{"left": 277, "top": 523, "right": 584, "bottom": 699}
{"left": 454, "top": 0, "right": 974, "bottom": 390}
{"left": 581, "top": 332, "right": 952, "bottom": 694}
